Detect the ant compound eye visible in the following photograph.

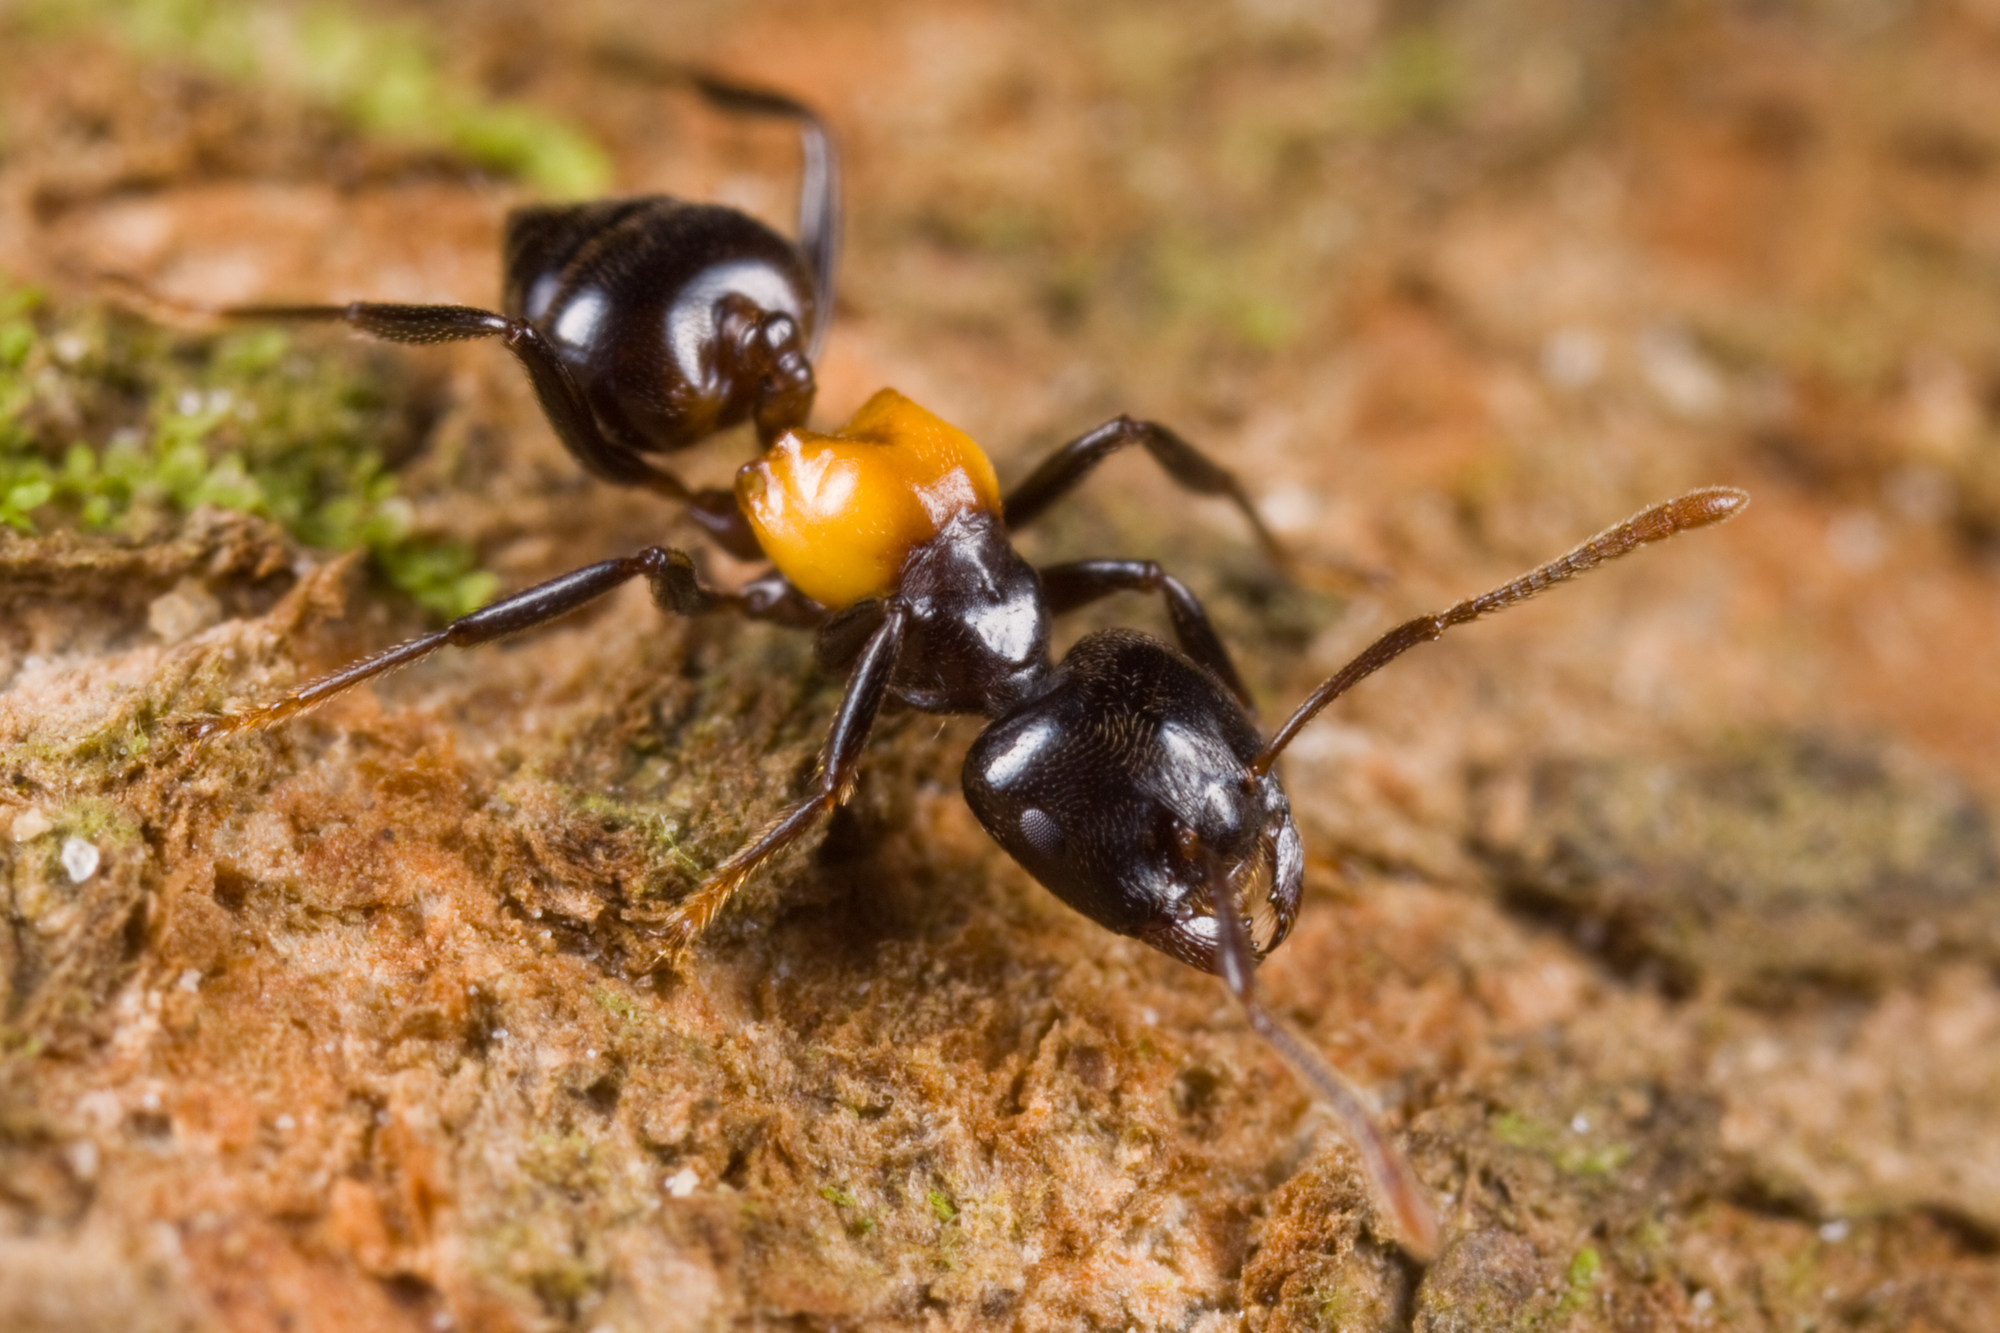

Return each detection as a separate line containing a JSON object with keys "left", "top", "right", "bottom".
{"left": 1018, "top": 807, "right": 1064, "bottom": 858}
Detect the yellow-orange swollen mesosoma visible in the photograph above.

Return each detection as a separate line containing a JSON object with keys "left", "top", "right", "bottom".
{"left": 736, "top": 389, "right": 1003, "bottom": 609}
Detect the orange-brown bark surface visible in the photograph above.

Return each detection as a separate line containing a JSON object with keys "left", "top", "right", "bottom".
{"left": 3, "top": 3, "right": 1998, "bottom": 1330}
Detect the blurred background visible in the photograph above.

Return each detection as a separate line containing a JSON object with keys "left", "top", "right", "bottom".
{"left": 2, "top": 2, "right": 1998, "bottom": 1330}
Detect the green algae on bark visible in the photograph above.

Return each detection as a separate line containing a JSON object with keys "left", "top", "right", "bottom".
{"left": 1477, "top": 732, "right": 2000, "bottom": 1002}
{"left": 0, "top": 284, "right": 494, "bottom": 619}
{"left": 17, "top": 0, "right": 612, "bottom": 197}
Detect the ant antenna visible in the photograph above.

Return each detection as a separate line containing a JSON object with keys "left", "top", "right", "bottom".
{"left": 1210, "top": 862, "right": 1442, "bottom": 1261}
{"left": 1251, "top": 486, "right": 1749, "bottom": 778}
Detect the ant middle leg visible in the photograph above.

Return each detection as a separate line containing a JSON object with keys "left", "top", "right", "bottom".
{"left": 1039, "top": 559, "right": 1253, "bottom": 709}
{"left": 188, "top": 547, "right": 815, "bottom": 741}
{"left": 1002, "top": 416, "right": 1287, "bottom": 568}
{"left": 652, "top": 603, "right": 909, "bottom": 958}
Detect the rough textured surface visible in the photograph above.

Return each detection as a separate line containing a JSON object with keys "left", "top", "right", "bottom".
{"left": 4, "top": 2, "right": 2000, "bottom": 1330}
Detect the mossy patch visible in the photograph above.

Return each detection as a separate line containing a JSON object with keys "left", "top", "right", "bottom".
{"left": 1553, "top": 1245, "right": 1601, "bottom": 1319}
{"left": 525, "top": 1131, "right": 609, "bottom": 1195}
{"left": 1357, "top": 27, "right": 1464, "bottom": 131}
{"left": 1480, "top": 732, "right": 2000, "bottom": 1002}
{"left": 0, "top": 283, "right": 495, "bottom": 618}
{"left": 21, "top": 0, "right": 611, "bottom": 196}
{"left": 1492, "top": 1110, "right": 1636, "bottom": 1180}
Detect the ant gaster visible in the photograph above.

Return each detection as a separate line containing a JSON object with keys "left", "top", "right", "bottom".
{"left": 157, "top": 74, "right": 1749, "bottom": 1261}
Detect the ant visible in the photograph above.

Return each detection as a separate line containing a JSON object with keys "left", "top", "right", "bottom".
{"left": 135, "top": 72, "right": 1749, "bottom": 1261}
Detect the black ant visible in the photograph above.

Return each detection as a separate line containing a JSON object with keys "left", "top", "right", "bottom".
{"left": 136, "top": 74, "right": 1749, "bottom": 1260}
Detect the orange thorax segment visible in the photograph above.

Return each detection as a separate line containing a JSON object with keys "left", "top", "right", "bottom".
{"left": 737, "top": 389, "right": 1002, "bottom": 609}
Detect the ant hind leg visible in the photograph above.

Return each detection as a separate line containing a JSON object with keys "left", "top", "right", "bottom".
{"left": 186, "top": 548, "right": 812, "bottom": 742}
{"left": 684, "top": 74, "right": 839, "bottom": 355}
{"left": 589, "top": 57, "right": 842, "bottom": 359}
{"left": 100, "top": 277, "right": 766, "bottom": 559}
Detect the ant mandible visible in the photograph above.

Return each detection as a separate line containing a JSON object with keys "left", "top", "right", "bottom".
{"left": 157, "top": 73, "right": 1748, "bottom": 1261}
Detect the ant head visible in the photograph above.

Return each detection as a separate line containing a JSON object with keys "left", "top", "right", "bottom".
{"left": 962, "top": 629, "right": 1303, "bottom": 971}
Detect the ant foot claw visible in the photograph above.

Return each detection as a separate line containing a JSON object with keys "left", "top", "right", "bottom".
{"left": 653, "top": 906, "right": 703, "bottom": 960}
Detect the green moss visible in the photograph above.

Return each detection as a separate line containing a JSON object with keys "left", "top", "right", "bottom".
{"left": 817, "top": 1183, "right": 878, "bottom": 1236}
{"left": 524, "top": 1131, "right": 607, "bottom": 1194}
{"left": 27, "top": 0, "right": 611, "bottom": 196}
{"left": 1495, "top": 736, "right": 2000, "bottom": 999}
{"left": 0, "top": 285, "right": 496, "bottom": 618}
{"left": 1357, "top": 27, "right": 1463, "bottom": 131}
{"left": 589, "top": 987, "right": 637, "bottom": 1023}
{"left": 1147, "top": 232, "right": 1302, "bottom": 353}
{"left": 926, "top": 1188, "right": 956, "bottom": 1223}
{"left": 1564, "top": 1140, "right": 1634, "bottom": 1177}
{"left": 1491, "top": 1109, "right": 1558, "bottom": 1154}
{"left": 0, "top": 1031, "right": 48, "bottom": 1060}
{"left": 528, "top": 1257, "right": 602, "bottom": 1307}
{"left": 557, "top": 786, "right": 706, "bottom": 882}
{"left": 1492, "top": 1110, "right": 1634, "bottom": 1179}
{"left": 46, "top": 797, "right": 142, "bottom": 846}
{"left": 1554, "top": 1246, "right": 1601, "bottom": 1319}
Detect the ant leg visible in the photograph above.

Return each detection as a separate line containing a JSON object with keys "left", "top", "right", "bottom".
{"left": 1208, "top": 866, "right": 1441, "bottom": 1261}
{"left": 654, "top": 602, "right": 909, "bottom": 956}
{"left": 588, "top": 58, "right": 841, "bottom": 360}
{"left": 105, "top": 280, "right": 765, "bottom": 558}
{"left": 187, "top": 548, "right": 806, "bottom": 741}
{"left": 1038, "top": 559, "right": 1253, "bottom": 709}
{"left": 1002, "top": 416, "right": 1287, "bottom": 568}
{"left": 256, "top": 303, "right": 763, "bottom": 559}
{"left": 724, "top": 569, "right": 829, "bottom": 631}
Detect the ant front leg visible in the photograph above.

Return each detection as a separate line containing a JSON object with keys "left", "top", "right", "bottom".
{"left": 1002, "top": 416, "right": 1287, "bottom": 569}
{"left": 653, "top": 603, "right": 908, "bottom": 958}
{"left": 187, "top": 548, "right": 812, "bottom": 741}
{"left": 1038, "top": 559, "right": 1253, "bottom": 709}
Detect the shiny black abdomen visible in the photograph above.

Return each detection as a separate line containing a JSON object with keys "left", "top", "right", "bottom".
{"left": 502, "top": 198, "right": 817, "bottom": 453}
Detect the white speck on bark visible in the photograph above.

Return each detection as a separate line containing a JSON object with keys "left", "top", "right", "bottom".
{"left": 62, "top": 836, "right": 101, "bottom": 883}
